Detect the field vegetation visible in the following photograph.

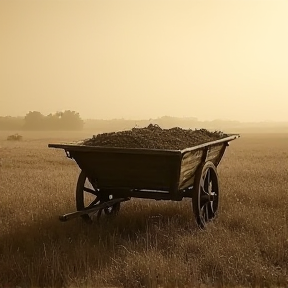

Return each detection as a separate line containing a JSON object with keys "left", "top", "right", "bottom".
{"left": 0, "top": 131, "right": 287, "bottom": 288}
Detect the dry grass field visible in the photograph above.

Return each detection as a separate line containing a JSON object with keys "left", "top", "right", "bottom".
{"left": 0, "top": 131, "right": 287, "bottom": 288}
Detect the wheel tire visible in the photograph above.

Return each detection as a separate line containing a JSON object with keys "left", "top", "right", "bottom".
{"left": 192, "top": 161, "right": 219, "bottom": 229}
{"left": 76, "top": 170, "right": 98, "bottom": 223}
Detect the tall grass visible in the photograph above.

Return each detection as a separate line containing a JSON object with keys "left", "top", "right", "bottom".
{"left": 0, "top": 133, "right": 287, "bottom": 288}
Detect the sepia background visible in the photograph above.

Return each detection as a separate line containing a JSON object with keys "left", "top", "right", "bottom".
{"left": 0, "top": 2, "right": 287, "bottom": 288}
{"left": 1, "top": 0, "right": 288, "bottom": 123}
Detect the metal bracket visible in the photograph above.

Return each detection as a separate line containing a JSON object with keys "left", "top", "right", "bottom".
{"left": 202, "top": 146, "right": 210, "bottom": 162}
{"left": 65, "top": 150, "right": 72, "bottom": 159}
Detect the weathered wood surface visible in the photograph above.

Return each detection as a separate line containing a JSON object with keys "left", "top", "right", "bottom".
{"left": 48, "top": 135, "right": 238, "bottom": 197}
{"left": 178, "top": 143, "right": 227, "bottom": 190}
{"left": 71, "top": 150, "right": 181, "bottom": 192}
{"left": 66, "top": 143, "right": 227, "bottom": 194}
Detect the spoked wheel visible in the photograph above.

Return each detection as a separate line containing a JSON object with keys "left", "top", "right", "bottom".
{"left": 192, "top": 161, "right": 219, "bottom": 229}
{"left": 76, "top": 170, "right": 121, "bottom": 223}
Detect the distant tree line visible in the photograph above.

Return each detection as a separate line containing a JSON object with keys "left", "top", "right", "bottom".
{"left": 1, "top": 113, "right": 286, "bottom": 133}
{"left": 0, "top": 113, "right": 243, "bottom": 132}
{"left": 0, "top": 110, "right": 84, "bottom": 131}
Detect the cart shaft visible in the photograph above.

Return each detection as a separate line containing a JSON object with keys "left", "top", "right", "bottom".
{"left": 59, "top": 198, "right": 129, "bottom": 222}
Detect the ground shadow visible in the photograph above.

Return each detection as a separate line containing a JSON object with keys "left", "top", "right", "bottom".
{"left": 0, "top": 199, "right": 200, "bottom": 287}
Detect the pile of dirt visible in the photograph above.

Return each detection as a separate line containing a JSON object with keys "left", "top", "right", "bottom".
{"left": 82, "top": 124, "right": 229, "bottom": 150}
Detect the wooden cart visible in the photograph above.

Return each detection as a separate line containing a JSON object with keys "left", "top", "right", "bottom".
{"left": 48, "top": 134, "right": 239, "bottom": 228}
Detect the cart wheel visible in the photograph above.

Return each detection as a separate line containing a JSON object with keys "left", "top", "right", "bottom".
{"left": 192, "top": 161, "right": 219, "bottom": 229}
{"left": 76, "top": 171, "right": 121, "bottom": 223}
{"left": 76, "top": 170, "right": 101, "bottom": 223}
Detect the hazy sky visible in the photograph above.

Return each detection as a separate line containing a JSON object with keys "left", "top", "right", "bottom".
{"left": 1, "top": 0, "right": 288, "bottom": 122}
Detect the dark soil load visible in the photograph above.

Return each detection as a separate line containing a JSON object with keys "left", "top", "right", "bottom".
{"left": 82, "top": 124, "right": 229, "bottom": 150}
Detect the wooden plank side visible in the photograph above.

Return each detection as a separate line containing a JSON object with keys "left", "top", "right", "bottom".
{"left": 206, "top": 143, "right": 225, "bottom": 165}
{"left": 178, "top": 149, "right": 203, "bottom": 190}
{"left": 48, "top": 143, "right": 180, "bottom": 156}
{"left": 71, "top": 151, "right": 181, "bottom": 191}
{"left": 178, "top": 143, "right": 225, "bottom": 190}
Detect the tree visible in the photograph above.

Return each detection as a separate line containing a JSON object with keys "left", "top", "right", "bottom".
{"left": 23, "top": 111, "right": 45, "bottom": 130}
{"left": 59, "top": 110, "right": 84, "bottom": 130}
{"left": 22, "top": 110, "right": 84, "bottom": 130}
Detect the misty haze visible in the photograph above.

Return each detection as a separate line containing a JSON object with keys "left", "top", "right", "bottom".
{"left": 0, "top": 1, "right": 287, "bottom": 288}
{"left": 1, "top": 0, "right": 288, "bottom": 123}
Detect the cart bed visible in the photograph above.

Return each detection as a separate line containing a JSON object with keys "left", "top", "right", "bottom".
{"left": 49, "top": 135, "right": 239, "bottom": 199}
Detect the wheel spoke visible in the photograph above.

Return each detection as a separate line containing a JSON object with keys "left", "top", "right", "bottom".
{"left": 83, "top": 186, "right": 98, "bottom": 196}
{"left": 87, "top": 197, "right": 99, "bottom": 208}
{"left": 201, "top": 187, "right": 209, "bottom": 195}
{"left": 210, "top": 201, "right": 215, "bottom": 216}
{"left": 208, "top": 181, "right": 212, "bottom": 194}
{"left": 200, "top": 204, "right": 209, "bottom": 224}
{"left": 205, "top": 204, "right": 209, "bottom": 221}
{"left": 200, "top": 177, "right": 209, "bottom": 195}
{"left": 206, "top": 169, "right": 211, "bottom": 189}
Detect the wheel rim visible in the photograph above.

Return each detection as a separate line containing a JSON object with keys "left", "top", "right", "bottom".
{"left": 76, "top": 171, "right": 100, "bottom": 223}
{"left": 193, "top": 162, "right": 219, "bottom": 228}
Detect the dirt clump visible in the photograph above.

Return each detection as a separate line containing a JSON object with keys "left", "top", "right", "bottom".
{"left": 82, "top": 124, "right": 229, "bottom": 150}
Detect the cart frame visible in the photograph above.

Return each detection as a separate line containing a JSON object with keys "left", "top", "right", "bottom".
{"left": 48, "top": 134, "right": 239, "bottom": 228}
